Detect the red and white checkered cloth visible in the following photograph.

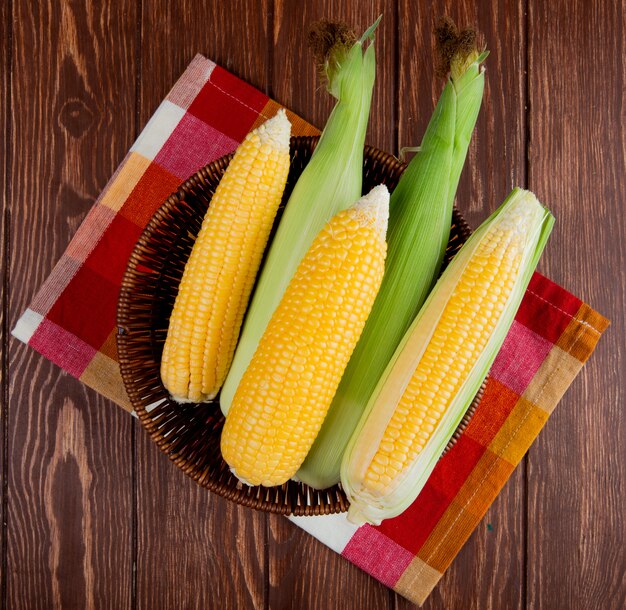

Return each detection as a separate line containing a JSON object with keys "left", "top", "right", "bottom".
{"left": 12, "top": 55, "right": 608, "bottom": 605}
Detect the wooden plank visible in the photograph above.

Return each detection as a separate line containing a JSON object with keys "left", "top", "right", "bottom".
{"left": 527, "top": 1, "right": 626, "bottom": 608}
{"left": 6, "top": 0, "right": 137, "bottom": 607}
{"left": 135, "top": 2, "right": 270, "bottom": 608}
{"left": 396, "top": 2, "right": 527, "bottom": 608}
{"left": 267, "top": 2, "right": 396, "bottom": 609}
{"left": 136, "top": 441, "right": 267, "bottom": 609}
{"left": 1, "top": 0, "right": 10, "bottom": 602}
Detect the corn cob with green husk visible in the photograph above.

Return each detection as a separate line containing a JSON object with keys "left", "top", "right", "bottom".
{"left": 160, "top": 111, "right": 291, "bottom": 403}
{"left": 220, "top": 17, "right": 381, "bottom": 415}
{"left": 298, "top": 18, "right": 489, "bottom": 489}
{"left": 221, "top": 186, "right": 389, "bottom": 487}
{"left": 341, "top": 188, "right": 554, "bottom": 525}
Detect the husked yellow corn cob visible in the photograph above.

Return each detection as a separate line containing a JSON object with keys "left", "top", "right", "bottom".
{"left": 221, "top": 185, "right": 389, "bottom": 487}
{"left": 342, "top": 189, "right": 554, "bottom": 525}
{"left": 160, "top": 111, "right": 291, "bottom": 403}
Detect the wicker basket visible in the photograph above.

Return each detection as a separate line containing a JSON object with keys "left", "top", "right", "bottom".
{"left": 117, "top": 136, "right": 476, "bottom": 516}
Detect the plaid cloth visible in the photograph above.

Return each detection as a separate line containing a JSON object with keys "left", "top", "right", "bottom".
{"left": 11, "top": 55, "right": 609, "bottom": 605}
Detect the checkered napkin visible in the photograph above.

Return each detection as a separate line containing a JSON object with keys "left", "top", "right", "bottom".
{"left": 11, "top": 55, "right": 609, "bottom": 605}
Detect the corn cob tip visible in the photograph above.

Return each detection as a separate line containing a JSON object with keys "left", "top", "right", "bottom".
{"left": 353, "top": 184, "right": 389, "bottom": 238}
{"left": 254, "top": 109, "right": 291, "bottom": 152}
{"left": 500, "top": 188, "right": 545, "bottom": 235}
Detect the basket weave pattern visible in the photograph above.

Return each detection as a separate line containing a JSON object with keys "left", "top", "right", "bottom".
{"left": 117, "top": 136, "right": 473, "bottom": 516}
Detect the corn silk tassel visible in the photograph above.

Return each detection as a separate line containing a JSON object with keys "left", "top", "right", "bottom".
{"left": 221, "top": 186, "right": 389, "bottom": 487}
{"left": 342, "top": 189, "right": 554, "bottom": 525}
{"left": 161, "top": 111, "right": 291, "bottom": 403}
{"left": 298, "top": 18, "right": 489, "bottom": 489}
{"left": 220, "top": 17, "right": 381, "bottom": 414}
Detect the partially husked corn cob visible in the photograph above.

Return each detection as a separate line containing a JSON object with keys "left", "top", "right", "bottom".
{"left": 160, "top": 111, "right": 291, "bottom": 403}
{"left": 221, "top": 185, "right": 389, "bottom": 487}
{"left": 298, "top": 18, "right": 488, "bottom": 490}
{"left": 342, "top": 189, "right": 554, "bottom": 525}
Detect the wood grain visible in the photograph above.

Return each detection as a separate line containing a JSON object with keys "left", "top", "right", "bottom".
{"left": 136, "top": 439, "right": 267, "bottom": 610}
{"left": 396, "top": 2, "right": 527, "bottom": 609}
{"left": 527, "top": 1, "right": 626, "bottom": 608}
{"left": 268, "top": 3, "right": 396, "bottom": 609}
{"left": 135, "top": 2, "right": 270, "bottom": 609}
{"left": 6, "top": 0, "right": 136, "bottom": 607}
{"left": 1, "top": 0, "right": 10, "bottom": 601}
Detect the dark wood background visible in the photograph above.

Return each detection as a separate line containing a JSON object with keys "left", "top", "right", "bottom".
{"left": 3, "top": 0, "right": 624, "bottom": 608}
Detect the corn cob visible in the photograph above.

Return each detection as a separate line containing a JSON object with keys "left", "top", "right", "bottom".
{"left": 298, "top": 18, "right": 488, "bottom": 489}
{"left": 160, "top": 111, "right": 291, "bottom": 403}
{"left": 341, "top": 189, "right": 554, "bottom": 525}
{"left": 221, "top": 186, "right": 389, "bottom": 487}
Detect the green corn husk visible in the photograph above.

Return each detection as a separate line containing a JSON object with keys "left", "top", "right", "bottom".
{"left": 220, "top": 18, "right": 380, "bottom": 415}
{"left": 341, "top": 188, "right": 554, "bottom": 525}
{"left": 297, "top": 20, "right": 488, "bottom": 489}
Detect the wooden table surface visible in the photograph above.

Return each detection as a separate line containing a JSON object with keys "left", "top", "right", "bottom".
{"left": 3, "top": 1, "right": 624, "bottom": 608}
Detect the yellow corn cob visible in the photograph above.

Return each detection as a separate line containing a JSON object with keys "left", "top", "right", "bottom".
{"left": 220, "top": 185, "right": 389, "bottom": 487}
{"left": 160, "top": 111, "right": 291, "bottom": 403}
{"left": 342, "top": 189, "right": 553, "bottom": 525}
{"left": 363, "top": 232, "right": 520, "bottom": 492}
